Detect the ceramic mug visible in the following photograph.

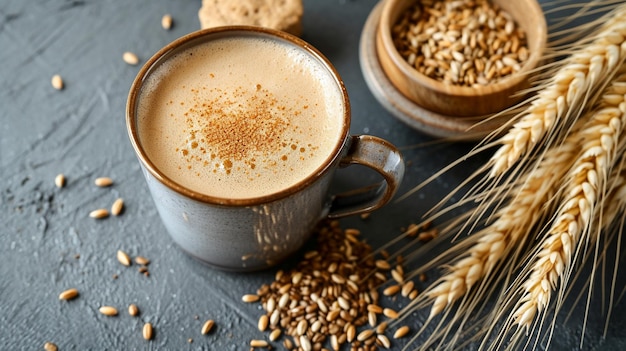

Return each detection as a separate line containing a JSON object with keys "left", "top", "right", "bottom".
{"left": 126, "top": 26, "right": 405, "bottom": 271}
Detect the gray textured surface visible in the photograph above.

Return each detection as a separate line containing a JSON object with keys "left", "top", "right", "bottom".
{"left": 1, "top": 0, "right": 625, "bottom": 350}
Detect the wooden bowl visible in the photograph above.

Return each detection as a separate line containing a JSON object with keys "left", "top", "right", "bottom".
{"left": 376, "top": 0, "right": 547, "bottom": 117}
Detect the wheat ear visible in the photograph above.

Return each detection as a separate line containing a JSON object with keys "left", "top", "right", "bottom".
{"left": 422, "top": 135, "right": 580, "bottom": 320}
{"left": 512, "top": 78, "right": 626, "bottom": 331}
{"left": 488, "top": 4, "right": 626, "bottom": 178}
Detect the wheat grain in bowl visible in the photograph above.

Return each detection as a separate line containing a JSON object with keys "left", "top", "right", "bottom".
{"left": 392, "top": 0, "right": 528, "bottom": 87}
{"left": 377, "top": 0, "right": 546, "bottom": 116}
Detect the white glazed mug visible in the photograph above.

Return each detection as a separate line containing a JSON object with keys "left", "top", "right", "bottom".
{"left": 126, "top": 27, "right": 405, "bottom": 271}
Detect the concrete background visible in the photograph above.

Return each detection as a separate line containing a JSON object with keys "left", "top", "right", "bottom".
{"left": 1, "top": 0, "right": 624, "bottom": 350}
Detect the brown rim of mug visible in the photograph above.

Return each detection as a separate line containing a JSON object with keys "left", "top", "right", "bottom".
{"left": 126, "top": 26, "right": 351, "bottom": 207}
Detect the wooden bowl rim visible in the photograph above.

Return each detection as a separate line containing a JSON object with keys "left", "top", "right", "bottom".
{"left": 378, "top": 0, "right": 547, "bottom": 98}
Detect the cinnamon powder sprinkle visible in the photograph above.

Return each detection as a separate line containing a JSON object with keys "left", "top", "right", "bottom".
{"left": 177, "top": 85, "right": 314, "bottom": 177}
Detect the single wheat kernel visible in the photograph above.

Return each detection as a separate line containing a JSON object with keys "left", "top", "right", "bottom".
{"left": 94, "top": 177, "right": 113, "bottom": 187}
{"left": 143, "top": 322, "right": 153, "bottom": 340}
{"left": 375, "top": 259, "right": 391, "bottom": 270}
{"left": 161, "top": 14, "right": 173, "bottom": 30}
{"left": 393, "top": 325, "right": 410, "bottom": 339}
{"left": 117, "top": 250, "right": 131, "bottom": 266}
{"left": 331, "top": 273, "right": 346, "bottom": 284}
{"left": 128, "top": 304, "right": 139, "bottom": 316}
{"left": 201, "top": 319, "right": 215, "bottom": 334}
{"left": 51, "top": 75, "right": 64, "bottom": 90}
{"left": 401, "top": 281, "right": 415, "bottom": 297}
{"left": 296, "top": 319, "right": 308, "bottom": 335}
{"left": 123, "top": 52, "right": 139, "bottom": 65}
{"left": 89, "top": 209, "right": 109, "bottom": 219}
{"left": 258, "top": 314, "right": 269, "bottom": 331}
{"left": 278, "top": 292, "right": 290, "bottom": 308}
{"left": 292, "top": 271, "right": 303, "bottom": 284}
{"left": 376, "top": 321, "right": 388, "bottom": 334}
{"left": 346, "top": 324, "right": 356, "bottom": 342}
{"left": 391, "top": 269, "right": 404, "bottom": 284}
{"left": 44, "top": 342, "right": 58, "bottom": 351}
{"left": 59, "top": 288, "right": 79, "bottom": 301}
{"left": 242, "top": 294, "right": 259, "bottom": 302}
{"left": 269, "top": 328, "right": 282, "bottom": 341}
{"left": 111, "top": 198, "right": 124, "bottom": 216}
{"left": 266, "top": 297, "right": 276, "bottom": 312}
{"left": 383, "top": 308, "right": 399, "bottom": 319}
{"left": 134, "top": 256, "right": 150, "bottom": 265}
{"left": 99, "top": 306, "right": 118, "bottom": 316}
{"left": 299, "top": 335, "right": 312, "bottom": 351}
{"left": 269, "top": 308, "right": 280, "bottom": 326}
{"left": 250, "top": 339, "right": 269, "bottom": 347}
{"left": 383, "top": 285, "right": 400, "bottom": 296}
{"left": 330, "top": 334, "right": 339, "bottom": 351}
{"left": 357, "top": 329, "right": 375, "bottom": 342}
{"left": 337, "top": 296, "right": 350, "bottom": 310}
{"left": 54, "top": 174, "right": 65, "bottom": 188}
{"left": 377, "top": 334, "right": 391, "bottom": 348}
{"left": 368, "top": 311, "right": 377, "bottom": 327}
{"left": 367, "top": 304, "right": 383, "bottom": 313}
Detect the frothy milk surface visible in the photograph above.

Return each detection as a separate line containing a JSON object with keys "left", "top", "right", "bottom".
{"left": 137, "top": 36, "right": 345, "bottom": 199}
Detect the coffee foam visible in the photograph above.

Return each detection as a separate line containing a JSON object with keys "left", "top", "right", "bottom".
{"left": 137, "top": 36, "right": 345, "bottom": 199}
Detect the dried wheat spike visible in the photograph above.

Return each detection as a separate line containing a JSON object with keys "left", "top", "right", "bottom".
{"left": 489, "top": 5, "right": 626, "bottom": 177}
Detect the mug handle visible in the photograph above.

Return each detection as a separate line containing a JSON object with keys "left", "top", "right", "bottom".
{"left": 326, "top": 135, "right": 405, "bottom": 218}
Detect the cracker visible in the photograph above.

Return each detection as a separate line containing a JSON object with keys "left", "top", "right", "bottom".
{"left": 198, "top": 0, "right": 303, "bottom": 37}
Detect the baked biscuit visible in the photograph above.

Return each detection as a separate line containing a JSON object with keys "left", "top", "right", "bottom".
{"left": 198, "top": 0, "right": 303, "bottom": 37}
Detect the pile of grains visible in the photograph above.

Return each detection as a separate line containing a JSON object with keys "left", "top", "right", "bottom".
{"left": 244, "top": 220, "right": 415, "bottom": 351}
{"left": 392, "top": 0, "right": 529, "bottom": 87}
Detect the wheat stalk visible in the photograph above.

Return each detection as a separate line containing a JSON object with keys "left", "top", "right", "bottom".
{"left": 488, "top": 4, "right": 626, "bottom": 178}
{"left": 422, "top": 134, "right": 580, "bottom": 320}
{"left": 511, "top": 78, "right": 626, "bottom": 332}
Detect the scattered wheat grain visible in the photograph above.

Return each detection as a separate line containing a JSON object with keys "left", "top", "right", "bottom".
{"left": 54, "top": 174, "right": 65, "bottom": 188}
{"left": 89, "top": 209, "right": 109, "bottom": 219}
{"left": 161, "top": 14, "right": 172, "bottom": 30}
{"left": 299, "top": 335, "right": 312, "bottom": 351}
{"left": 377, "top": 334, "right": 391, "bottom": 348}
{"left": 383, "top": 308, "right": 399, "bottom": 319}
{"left": 376, "top": 321, "right": 388, "bottom": 334}
{"left": 59, "top": 288, "right": 79, "bottom": 301}
{"left": 401, "top": 281, "right": 415, "bottom": 297}
{"left": 258, "top": 314, "right": 269, "bottom": 331}
{"left": 143, "top": 322, "right": 153, "bottom": 340}
{"left": 117, "top": 250, "right": 131, "bottom": 266}
{"left": 250, "top": 339, "right": 269, "bottom": 348}
{"left": 111, "top": 198, "right": 124, "bottom": 216}
{"left": 375, "top": 259, "right": 391, "bottom": 270}
{"left": 123, "top": 52, "right": 139, "bottom": 65}
{"left": 99, "top": 306, "right": 118, "bottom": 316}
{"left": 128, "top": 304, "right": 139, "bottom": 316}
{"left": 94, "top": 177, "right": 113, "bottom": 187}
{"left": 134, "top": 256, "right": 149, "bottom": 265}
{"left": 383, "top": 285, "right": 400, "bottom": 296}
{"left": 357, "top": 329, "right": 375, "bottom": 342}
{"left": 51, "top": 75, "right": 63, "bottom": 90}
{"left": 393, "top": 325, "right": 410, "bottom": 339}
{"left": 242, "top": 294, "right": 259, "bottom": 303}
{"left": 269, "top": 328, "right": 281, "bottom": 341}
{"left": 201, "top": 319, "right": 214, "bottom": 334}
